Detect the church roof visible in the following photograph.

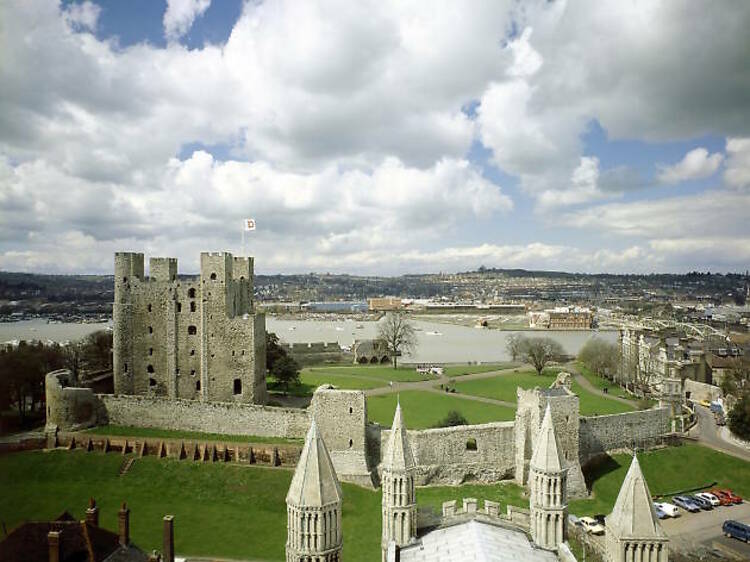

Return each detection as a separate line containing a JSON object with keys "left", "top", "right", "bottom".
{"left": 286, "top": 420, "right": 343, "bottom": 508}
{"left": 382, "top": 401, "right": 415, "bottom": 471}
{"left": 530, "top": 405, "right": 562, "bottom": 473}
{"left": 606, "top": 455, "right": 665, "bottom": 539}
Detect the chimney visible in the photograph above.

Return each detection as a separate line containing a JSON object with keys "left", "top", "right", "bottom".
{"left": 118, "top": 502, "right": 130, "bottom": 546}
{"left": 85, "top": 497, "right": 99, "bottom": 527}
{"left": 48, "top": 530, "right": 61, "bottom": 562}
{"left": 162, "top": 515, "right": 174, "bottom": 562}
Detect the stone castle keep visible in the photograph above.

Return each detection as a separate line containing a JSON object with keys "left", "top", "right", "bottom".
{"left": 113, "top": 251, "right": 267, "bottom": 404}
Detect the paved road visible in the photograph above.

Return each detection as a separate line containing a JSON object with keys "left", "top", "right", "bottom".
{"left": 661, "top": 501, "right": 750, "bottom": 559}
{"left": 691, "top": 405, "right": 750, "bottom": 462}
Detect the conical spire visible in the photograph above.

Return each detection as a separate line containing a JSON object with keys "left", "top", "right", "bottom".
{"left": 382, "top": 400, "right": 415, "bottom": 471}
{"left": 286, "top": 419, "right": 343, "bottom": 507}
{"left": 606, "top": 455, "right": 664, "bottom": 538}
{"left": 530, "top": 404, "right": 562, "bottom": 472}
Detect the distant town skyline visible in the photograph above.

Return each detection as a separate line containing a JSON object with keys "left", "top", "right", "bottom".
{"left": 1, "top": 1, "right": 749, "bottom": 275}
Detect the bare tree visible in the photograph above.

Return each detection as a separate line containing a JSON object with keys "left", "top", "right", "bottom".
{"left": 578, "top": 338, "right": 620, "bottom": 379}
{"left": 506, "top": 333, "right": 523, "bottom": 362}
{"left": 519, "top": 336, "right": 565, "bottom": 375}
{"left": 377, "top": 312, "right": 417, "bottom": 369}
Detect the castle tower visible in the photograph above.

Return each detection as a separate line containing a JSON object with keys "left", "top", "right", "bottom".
{"left": 605, "top": 455, "right": 669, "bottom": 562}
{"left": 529, "top": 404, "right": 567, "bottom": 551}
{"left": 381, "top": 400, "right": 417, "bottom": 561}
{"left": 286, "top": 420, "right": 343, "bottom": 562}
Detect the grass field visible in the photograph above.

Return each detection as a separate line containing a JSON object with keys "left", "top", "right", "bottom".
{"left": 85, "top": 425, "right": 303, "bottom": 445}
{"left": 575, "top": 362, "right": 631, "bottom": 399}
{"left": 452, "top": 369, "right": 558, "bottom": 403}
{"left": 366, "top": 390, "right": 516, "bottom": 428}
{"left": 452, "top": 369, "right": 635, "bottom": 415}
{"left": 571, "top": 444, "right": 750, "bottom": 516}
{"left": 0, "top": 450, "right": 526, "bottom": 561}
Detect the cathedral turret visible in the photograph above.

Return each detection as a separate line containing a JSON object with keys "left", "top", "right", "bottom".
{"left": 606, "top": 455, "right": 669, "bottom": 562}
{"left": 529, "top": 404, "right": 567, "bottom": 550}
{"left": 286, "top": 420, "right": 343, "bottom": 562}
{"left": 381, "top": 400, "right": 417, "bottom": 561}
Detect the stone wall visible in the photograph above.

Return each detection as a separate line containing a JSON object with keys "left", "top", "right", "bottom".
{"left": 578, "top": 407, "right": 671, "bottom": 461}
{"left": 45, "top": 370, "right": 107, "bottom": 432}
{"left": 683, "top": 379, "right": 722, "bottom": 403}
{"left": 100, "top": 394, "right": 309, "bottom": 438}
{"left": 379, "top": 422, "right": 516, "bottom": 485}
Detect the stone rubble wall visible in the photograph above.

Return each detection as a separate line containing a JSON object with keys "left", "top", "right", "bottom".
{"left": 99, "top": 394, "right": 310, "bottom": 438}
{"left": 379, "top": 422, "right": 516, "bottom": 485}
{"left": 578, "top": 407, "right": 671, "bottom": 461}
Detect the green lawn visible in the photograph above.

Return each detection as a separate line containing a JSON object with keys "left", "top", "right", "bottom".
{"left": 571, "top": 444, "right": 750, "bottom": 516}
{"left": 367, "top": 391, "right": 516, "bottom": 429}
{"left": 452, "top": 369, "right": 634, "bottom": 415}
{"left": 85, "top": 425, "right": 302, "bottom": 445}
{"left": 575, "top": 362, "right": 630, "bottom": 399}
{"left": 442, "top": 362, "right": 520, "bottom": 377}
{"left": 452, "top": 369, "right": 559, "bottom": 403}
{"left": 0, "top": 450, "right": 527, "bottom": 561}
{"left": 300, "top": 370, "right": 388, "bottom": 391}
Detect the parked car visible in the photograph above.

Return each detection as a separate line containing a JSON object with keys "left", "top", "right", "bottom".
{"left": 710, "top": 489, "right": 734, "bottom": 506}
{"left": 653, "top": 505, "right": 668, "bottom": 519}
{"left": 672, "top": 496, "right": 701, "bottom": 513}
{"left": 579, "top": 516, "right": 605, "bottom": 535}
{"left": 695, "top": 492, "right": 721, "bottom": 506}
{"left": 723, "top": 520, "right": 750, "bottom": 542}
{"left": 654, "top": 502, "right": 680, "bottom": 517}
{"left": 698, "top": 399, "right": 711, "bottom": 408}
{"left": 716, "top": 413, "right": 726, "bottom": 426}
{"left": 690, "top": 495, "right": 714, "bottom": 510}
{"left": 715, "top": 489, "right": 743, "bottom": 504}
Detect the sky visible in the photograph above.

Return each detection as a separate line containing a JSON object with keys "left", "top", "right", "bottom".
{"left": 0, "top": 0, "right": 749, "bottom": 276}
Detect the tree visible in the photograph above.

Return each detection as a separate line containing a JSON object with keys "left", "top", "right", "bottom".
{"left": 578, "top": 338, "right": 620, "bottom": 379}
{"left": 435, "top": 410, "right": 468, "bottom": 428}
{"left": 271, "top": 355, "right": 301, "bottom": 391}
{"left": 519, "top": 336, "right": 565, "bottom": 375}
{"left": 506, "top": 333, "right": 523, "bottom": 362}
{"left": 377, "top": 312, "right": 417, "bottom": 369}
{"left": 81, "top": 330, "right": 113, "bottom": 371}
{"left": 728, "top": 394, "right": 750, "bottom": 441}
{"left": 266, "top": 332, "right": 287, "bottom": 374}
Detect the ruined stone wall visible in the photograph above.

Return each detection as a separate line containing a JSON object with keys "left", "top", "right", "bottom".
{"left": 514, "top": 387, "right": 587, "bottom": 498}
{"left": 99, "top": 394, "right": 309, "bottom": 438}
{"left": 112, "top": 251, "right": 266, "bottom": 405}
{"left": 45, "top": 370, "right": 106, "bottom": 432}
{"left": 379, "top": 422, "right": 516, "bottom": 485}
{"left": 683, "top": 379, "right": 722, "bottom": 403}
{"left": 578, "top": 407, "right": 671, "bottom": 461}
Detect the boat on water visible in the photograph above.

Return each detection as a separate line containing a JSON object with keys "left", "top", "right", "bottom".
{"left": 425, "top": 330, "right": 443, "bottom": 336}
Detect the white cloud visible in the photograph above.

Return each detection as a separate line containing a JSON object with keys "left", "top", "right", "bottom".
{"left": 163, "top": 0, "right": 211, "bottom": 41}
{"left": 657, "top": 147, "right": 723, "bottom": 184}
{"left": 724, "top": 137, "right": 750, "bottom": 189}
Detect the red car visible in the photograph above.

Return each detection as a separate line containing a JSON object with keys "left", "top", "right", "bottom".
{"left": 716, "top": 489, "right": 743, "bottom": 504}
{"left": 709, "top": 489, "right": 734, "bottom": 506}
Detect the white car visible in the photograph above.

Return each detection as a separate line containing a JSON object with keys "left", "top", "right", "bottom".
{"left": 695, "top": 492, "right": 721, "bottom": 506}
{"left": 653, "top": 502, "right": 680, "bottom": 517}
{"left": 579, "top": 516, "right": 605, "bottom": 535}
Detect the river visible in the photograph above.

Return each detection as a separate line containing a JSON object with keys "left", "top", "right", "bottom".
{"left": 0, "top": 317, "right": 616, "bottom": 363}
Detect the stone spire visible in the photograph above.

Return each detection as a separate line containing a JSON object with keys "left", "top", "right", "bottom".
{"left": 606, "top": 455, "right": 668, "bottom": 562}
{"left": 381, "top": 400, "right": 417, "bottom": 561}
{"left": 382, "top": 399, "right": 415, "bottom": 471}
{"left": 529, "top": 404, "right": 567, "bottom": 551}
{"left": 530, "top": 404, "right": 562, "bottom": 473}
{"left": 286, "top": 420, "right": 343, "bottom": 562}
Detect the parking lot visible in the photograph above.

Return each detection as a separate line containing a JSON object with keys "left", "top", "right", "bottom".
{"left": 660, "top": 501, "right": 750, "bottom": 559}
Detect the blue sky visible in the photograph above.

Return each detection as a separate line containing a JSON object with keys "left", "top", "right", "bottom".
{"left": 1, "top": 1, "right": 749, "bottom": 275}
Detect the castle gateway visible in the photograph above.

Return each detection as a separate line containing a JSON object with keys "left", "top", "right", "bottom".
{"left": 113, "top": 251, "right": 267, "bottom": 405}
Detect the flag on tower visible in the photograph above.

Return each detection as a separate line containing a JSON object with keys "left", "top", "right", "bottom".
{"left": 244, "top": 218, "right": 256, "bottom": 231}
